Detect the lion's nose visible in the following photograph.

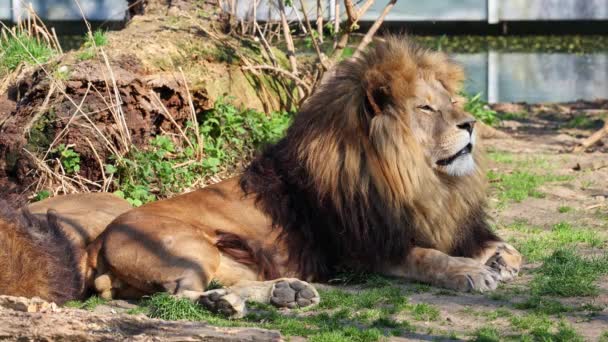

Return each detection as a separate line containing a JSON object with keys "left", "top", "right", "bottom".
{"left": 457, "top": 119, "right": 476, "bottom": 135}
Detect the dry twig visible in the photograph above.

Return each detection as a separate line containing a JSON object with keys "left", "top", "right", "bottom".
{"left": 242, "top": 65, "right": 312, "bottom": 96}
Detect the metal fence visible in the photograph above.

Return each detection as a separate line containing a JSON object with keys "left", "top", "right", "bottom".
{"left": 2, "top": 1, "right": 608, "bottom": 23}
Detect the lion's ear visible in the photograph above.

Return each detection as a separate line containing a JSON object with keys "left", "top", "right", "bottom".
{"left": 364, "top": 84, "right": 391, "bottom": 116}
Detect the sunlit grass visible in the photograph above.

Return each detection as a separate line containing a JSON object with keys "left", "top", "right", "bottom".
{"left": 509, "top": 221, "right": 605, "bottom": 262}
{"left": 488, "top": 170, "right": 573, "bottom": 208}
{"left": 0, "top": 33, "right": 56, "bottom": 73}
{"left": 530, "top": 249, "right": 608, "bottom": 297}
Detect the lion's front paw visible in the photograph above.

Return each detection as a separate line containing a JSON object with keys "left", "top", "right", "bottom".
{"left": 485, "top": 243, "right": 522, "bottom": 282}
{"left": 270, "top": 279, "right": 320, "bottom": 309}
{"left": 198, "top": 289, "right": 246, "bottom": 318}
{"left": 444, "top": 259, "right": 500, "bottom": 293}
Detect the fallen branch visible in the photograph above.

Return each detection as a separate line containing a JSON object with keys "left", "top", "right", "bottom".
{"left": 574, "top": 121, "right": 608, "bottom": 152}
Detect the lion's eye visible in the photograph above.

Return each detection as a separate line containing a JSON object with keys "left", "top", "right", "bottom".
{"left": 417, "top": 105, "right": 435, "bottom": 113}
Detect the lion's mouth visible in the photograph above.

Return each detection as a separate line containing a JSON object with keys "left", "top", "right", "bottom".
{"left": 436, "top": 143, "right": 473, "bottom": 166}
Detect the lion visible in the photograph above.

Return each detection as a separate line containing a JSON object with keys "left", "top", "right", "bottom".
{"left": 0, "top": 37, "right": 521, "bottom": 317}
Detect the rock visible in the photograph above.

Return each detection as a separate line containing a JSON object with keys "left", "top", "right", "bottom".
{"left": 0, "top": 295, "right": 59, "bottom": 313}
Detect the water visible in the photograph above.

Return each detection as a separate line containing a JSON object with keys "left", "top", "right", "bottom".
{"left": 455, "top": 52, "right": 608, "bottom": 103}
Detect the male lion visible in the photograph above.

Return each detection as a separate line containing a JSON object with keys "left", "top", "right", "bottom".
{"left": 0, "top": 37, "right": 521, "bottom": 317}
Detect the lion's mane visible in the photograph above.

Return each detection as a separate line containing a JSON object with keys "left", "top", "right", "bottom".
{"left": 240, "top": 37, "right": 497, "bottom": 280}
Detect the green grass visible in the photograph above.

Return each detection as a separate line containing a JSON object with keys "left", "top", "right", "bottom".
{"left": 410, "top": 303, "right": 439, "bottom": 321}
{"left": 473, "top": 326, "right": 501, "bottom": 342}
{"left": 508, "top": 314, "right": 583, "bottom": 342}
{"left": 487, "top": 151, "right": 515, "bottom": 164}
{"left": 142, "top": 288, "right": 412, "bottom": 341}
{"left": 486, "top": 151, "right": 553, "bottom": 169}
{"left": 77, "top": 29, "right": 109, "bottom": 60}
{"left": 108, "top": 100, "right": 291, "bottom": 206}
{"left": 318, "top": 286, "right": 408, "bottom": 313}
{"left": 514, "top": 296, "right": 572, "bottom": 315}
{"left": 557, "top": 206, "right": 573, "bottom": 213}
{"left": 125, "top": 306, "right": 149, "bottom": 315}
{"left": 488, "top": 170, "right": 572, "bottom": 208}
{"left": 0, "top": 33, "right": 56, "bottom": 73}
{"left": 64, "top": 296, "right": 107, "bottom": 311}
{"left": 563, "top": 115, "right": 599, "bottom": 129}
{"left": 530, "top": 249, "right": 608, "bottom": 297}
{"left": 511, "top": 221, "right": 605, "bottom": 262}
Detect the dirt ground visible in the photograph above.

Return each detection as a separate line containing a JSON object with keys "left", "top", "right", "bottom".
{"left": 1, "top": 102, "right": 607, "bottom": 341}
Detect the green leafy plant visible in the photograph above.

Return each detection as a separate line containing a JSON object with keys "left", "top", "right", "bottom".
{"left": 52, "top": 144, "right": 81, "bottom": 174}
{"left": 107, "top": 100, "right": 291, "bottom": 206}
{"left": 464, "top": 93, "right": 499, "bottom": 126}
{"left": 304, "top": 30, "right": 320, "bottom": 49}
{"left": 34, "top": 190, "right": 52, "bottom": 202}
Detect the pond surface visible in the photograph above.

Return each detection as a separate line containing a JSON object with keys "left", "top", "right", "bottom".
{"left": 455, "top": 52, "right": 608, "bottom": 103}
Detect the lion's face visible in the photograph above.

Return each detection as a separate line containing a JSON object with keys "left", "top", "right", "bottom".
{"left": 357, "top": 39, "right": 476, "bottom": 178}
{"left": 408, "top": 78, "right": 477, "bottom": 177}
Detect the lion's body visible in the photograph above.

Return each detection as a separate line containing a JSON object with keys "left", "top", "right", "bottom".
{"left": 0, "top": 38, "right": 521, "bottom": 313}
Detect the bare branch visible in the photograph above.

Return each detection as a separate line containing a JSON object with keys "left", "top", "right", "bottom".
{"left": 277, "top": 0, "right": 298, "bottom": 75}
{"left": 330, "top": 0, "right": 378, "bottom": 63}
{"left": 276, "top": 0, "right": 304, "bottom": 98}
{"left": 299, "top": 0, "right": 328, "bottom": 69}
{"left": 242, "top": 65, "right": 312, "bottom": 96}
{"left": 255, "top": 22, "right": 278, "bottom": 66}
{"left": 332, "top": 0, "right": 340, "bottom": 49}
{"left": 317, "top": 0, "right": 324, "bottom": 43}
{"left": 354, "top": 0, "right": 397, "bottom": 58}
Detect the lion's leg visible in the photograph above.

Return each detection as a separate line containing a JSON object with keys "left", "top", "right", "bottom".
{"left": 472, "top": 241, "right": 522, "bottom": 282}
{"left": 87, "top": 216, "right": 319, "bottom": 317}
{"left": 385, "top": 247, "right": 500, "bottom": 292}
{"left": 88, "top": 216, "right": 257, "bottom": 314}
{"left": 178, "top": 278, "right": 320, "bottom": 318}
{"left": 90, "top": 225, "right": 251, "bottom": 317}
{"left": 229, "top": 278, "right": 320, "bottom": 309}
